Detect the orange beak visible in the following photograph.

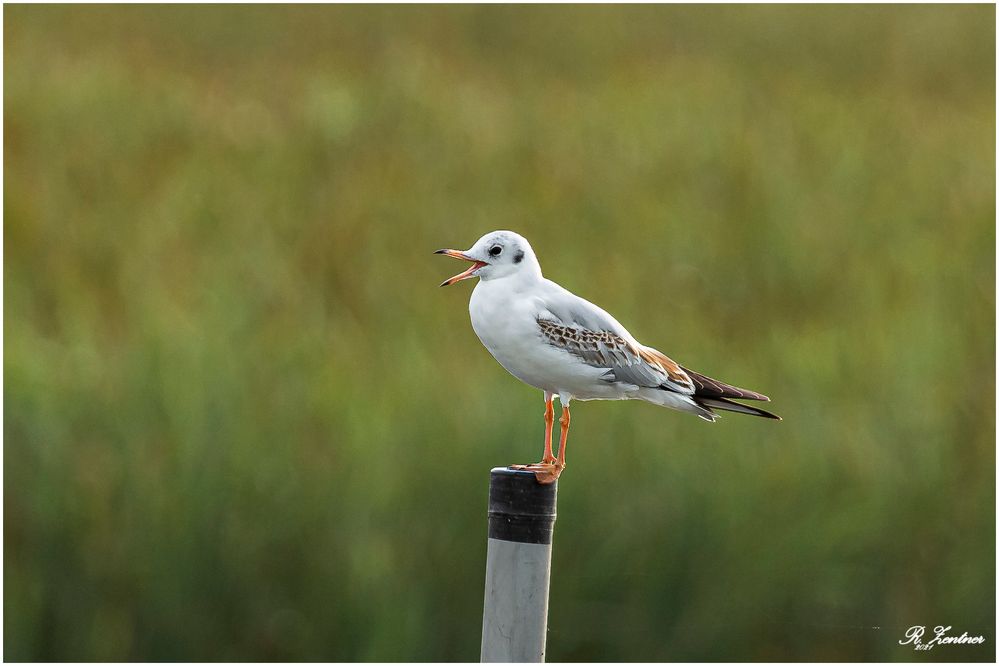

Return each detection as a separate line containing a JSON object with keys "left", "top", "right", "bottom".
{"left": 435, "top": 249, "right": 487, "bottom": 287}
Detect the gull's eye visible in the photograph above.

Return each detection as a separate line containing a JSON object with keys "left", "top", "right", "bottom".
{"left": 489, "top": 245, "right": 503, "bottom": 257}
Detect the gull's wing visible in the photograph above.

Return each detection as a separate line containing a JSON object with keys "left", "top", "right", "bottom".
{"left": 535, "top": 285, "right": 695, "bottom": 394}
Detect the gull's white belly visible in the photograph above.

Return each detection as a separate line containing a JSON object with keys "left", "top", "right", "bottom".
{"left": 468, "top": 282, "right": 632, "bottom": 400}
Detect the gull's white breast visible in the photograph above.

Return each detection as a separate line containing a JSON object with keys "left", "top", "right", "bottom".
{"left": 468, "top": 278, "right": 633, "bottom": 400}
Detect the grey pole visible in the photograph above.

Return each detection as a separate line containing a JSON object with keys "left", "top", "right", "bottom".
{"left": 480, "top": 467, "right": 558, "bottom": 663}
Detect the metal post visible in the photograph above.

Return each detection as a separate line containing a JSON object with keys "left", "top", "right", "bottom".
{"left": 480, "top": 467, "right": 558, "bottom": 663}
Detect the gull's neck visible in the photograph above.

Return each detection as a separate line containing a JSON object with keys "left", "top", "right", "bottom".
{"left": 507, "top": 260, "right": 544, "bottom": 289}
{"left": 477, "top": 262, "right": 544, "bottom": 297}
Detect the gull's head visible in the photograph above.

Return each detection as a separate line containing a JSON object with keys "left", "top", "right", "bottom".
{"left": 435, "top": 230, "right": 541, "bottom": 287}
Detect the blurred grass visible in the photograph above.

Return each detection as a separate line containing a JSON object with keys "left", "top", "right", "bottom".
{"left": 3, "top": 4, "right": 995, "bottom": 661}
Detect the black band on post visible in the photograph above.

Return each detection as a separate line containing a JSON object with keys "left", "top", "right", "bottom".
{"left": 487, "top": 467, "right": 558, "bottom": 545}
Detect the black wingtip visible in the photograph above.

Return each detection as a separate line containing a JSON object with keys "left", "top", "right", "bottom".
{"left": 748, "top": 404, "right": 782, "bottom": 420}
{"left": 696, "top": 396, "right": 782, "bottom": 420}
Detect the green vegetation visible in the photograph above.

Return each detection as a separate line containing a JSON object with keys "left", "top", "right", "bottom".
{"left": 4, "top": 5, "right": 994, "bottom": 661}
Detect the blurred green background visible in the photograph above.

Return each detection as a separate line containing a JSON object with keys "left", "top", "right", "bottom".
{"left": 4, "top": 5, "right": 995, "bottom": 662}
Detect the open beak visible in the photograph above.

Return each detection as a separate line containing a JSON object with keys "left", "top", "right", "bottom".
{"left": 434, "top": 249, "right": 487, "bottom": 287}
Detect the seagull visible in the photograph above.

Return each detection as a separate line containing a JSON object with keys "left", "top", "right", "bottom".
{"left": 436, "top": 230, "right": 780, "bottom": 484}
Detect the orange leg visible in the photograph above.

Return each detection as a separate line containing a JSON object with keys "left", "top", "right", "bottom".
{"left": 511, "top": 392, "right": 559, "bottom": 481}
{"left": 515, "top": 401, "right": 569, "bottom": 485}
{"left": 555, "top": 404, "right": 570, "bottom": 469}
{"left": 541, "top": 394, "right": 555, "bottom": 464}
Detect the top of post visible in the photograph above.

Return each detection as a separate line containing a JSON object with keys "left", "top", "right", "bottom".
{"left": 487, "top": 467, "right": 558, "bottom": 545}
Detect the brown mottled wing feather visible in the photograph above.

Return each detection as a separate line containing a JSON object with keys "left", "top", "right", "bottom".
{"left": 681, "top": 367, "right": 771, "bottom": 402}
{"left": 537, "top": 318, "right": 695, "bottom": 394}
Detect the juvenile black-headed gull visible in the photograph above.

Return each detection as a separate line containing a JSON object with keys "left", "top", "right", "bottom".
{"left": 436, "top": 230, "right": 779, "bottom": 484}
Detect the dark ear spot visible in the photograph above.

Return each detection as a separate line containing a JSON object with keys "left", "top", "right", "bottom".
{"left": 514, "top": 250, "right": 524, "bottom": 264}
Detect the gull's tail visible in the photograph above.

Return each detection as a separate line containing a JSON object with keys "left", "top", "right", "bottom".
{"left": 634, "top": 365, "right": 781, "bottom": 422}
{"left": 681, "top": 366, "right": 781, "bottom": 421}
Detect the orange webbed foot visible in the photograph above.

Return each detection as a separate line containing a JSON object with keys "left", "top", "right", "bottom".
{"left": 509, "top": 461, "right": 564, "bottom": 485}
